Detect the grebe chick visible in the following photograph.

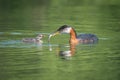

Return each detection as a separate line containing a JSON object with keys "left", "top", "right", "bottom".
{"left": 49, "top": 25, "right": 98, "bottom": 44}
{"left": 22, "top": 34, "right": 44, "bottom": 43}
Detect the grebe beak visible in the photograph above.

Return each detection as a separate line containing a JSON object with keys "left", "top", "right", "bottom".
{"left": 48, "top": 31, "right": 60, "bottom": 42}
{"left": 51, "top": 31, "right": 60, "bottom": 36}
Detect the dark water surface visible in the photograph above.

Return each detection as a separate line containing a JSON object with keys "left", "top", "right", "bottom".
{"left": 0, "top": 0, "right": 120, "bottom": 80}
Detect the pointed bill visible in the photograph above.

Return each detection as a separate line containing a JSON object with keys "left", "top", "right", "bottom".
{"left": 48, "top": 31, "right": 60, "bottom": 42}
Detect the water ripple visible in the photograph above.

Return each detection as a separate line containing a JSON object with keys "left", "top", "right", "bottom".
{"left": 0, "top": 40, "right": 42, "bottom": 48}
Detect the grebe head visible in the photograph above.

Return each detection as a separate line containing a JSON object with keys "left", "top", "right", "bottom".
{"left": 36, "top": 34, "right": 44, "bottom": 40}
{"left": 49, "top": 25, "right": 72, "bottom": 36}
{"left": 48, "top": 25, "right": 72, "bottom": 41}
{"left": 57, "top": 25, "right": 72, "bottom": 34}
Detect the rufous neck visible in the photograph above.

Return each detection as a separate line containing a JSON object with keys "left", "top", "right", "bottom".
{"left": 69, "top": 28, "right": 78, "bottom": 44}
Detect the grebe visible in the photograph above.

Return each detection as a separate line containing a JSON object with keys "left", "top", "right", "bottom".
{"left": 49, "top": 25, "right": 98, "bottom": 44}
{"left": 22, "top": 34, "right": 44, "bottom": 43}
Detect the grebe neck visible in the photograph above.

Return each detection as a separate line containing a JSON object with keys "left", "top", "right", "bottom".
{"left": 69, "top": 28, "right": 78, "bottom": 44}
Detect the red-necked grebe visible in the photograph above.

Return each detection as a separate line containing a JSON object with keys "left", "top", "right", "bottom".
{"left": 49, "top": 25, "right": 98, "bottom": 44}
{"left": 22, "top": 34, "right": 44, "bottom": 43}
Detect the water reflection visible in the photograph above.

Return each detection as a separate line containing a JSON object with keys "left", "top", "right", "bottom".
{"left": 57, "top": 43, "right": 76, "bottom": 60}
{"left": 0, "top": 40, "right": 43, "bottom": 49}
{"left": 48, "top": 41, "right": 99, "bottom": 60}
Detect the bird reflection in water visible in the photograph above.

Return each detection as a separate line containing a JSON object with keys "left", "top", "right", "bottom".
{"left": 48, "top": 43, "right": 76, "bottom": 60}
{"left": 57, "top": 43, "right": 76, "bottom": 60}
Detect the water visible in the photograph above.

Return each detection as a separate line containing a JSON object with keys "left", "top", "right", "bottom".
{"left": 0, "top": 0, "right": 120, "bottom": 80}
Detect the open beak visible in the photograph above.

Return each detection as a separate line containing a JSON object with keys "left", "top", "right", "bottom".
{"left": 48, "top": 31, "right": 60, "bottom": 42}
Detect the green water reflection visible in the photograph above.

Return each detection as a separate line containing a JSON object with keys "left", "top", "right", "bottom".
{"left": 0, "top": 0, "right": 120, "bottom": 80}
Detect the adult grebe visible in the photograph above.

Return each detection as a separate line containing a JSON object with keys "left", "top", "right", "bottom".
{"left": 22, "top": 34, "right": 44, "bottom": 43}
{"left": 49, "top": 25, "right": 98, "bottom": 44}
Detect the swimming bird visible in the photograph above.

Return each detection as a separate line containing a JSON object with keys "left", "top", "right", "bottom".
{"left": 22, "top": 34, "right": 44, "bottom": 43}
{"left": 49, "top": 25, "right": 98, "bottom": 44}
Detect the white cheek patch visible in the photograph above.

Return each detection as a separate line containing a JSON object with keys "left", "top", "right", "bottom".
{"left": 62, "top": 27, "right": 71, "bottom": 33}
